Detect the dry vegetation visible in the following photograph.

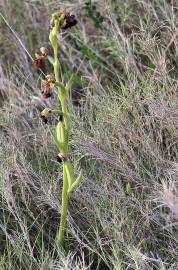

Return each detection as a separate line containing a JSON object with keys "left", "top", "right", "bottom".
{"left": 1, "top": 0, "right": 178, "bottom": 269}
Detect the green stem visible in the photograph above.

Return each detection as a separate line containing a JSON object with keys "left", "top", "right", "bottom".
{"left": 60, "top": 95, "right": 69, "bottom": 138}
{"left": 56, "top": 163, "right": 69, "bottom": 246}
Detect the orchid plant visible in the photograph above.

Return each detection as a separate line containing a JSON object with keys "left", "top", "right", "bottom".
{"left": 34, "top": 10, "right": 82, "bottom": 248}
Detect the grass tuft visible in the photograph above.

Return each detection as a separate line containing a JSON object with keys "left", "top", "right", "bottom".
{"left": 1, "top": 0, "right": 178, "bottom": 269}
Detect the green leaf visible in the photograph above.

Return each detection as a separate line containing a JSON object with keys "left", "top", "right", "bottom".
{"left": 126, "top": 182, "right": 133, "bottom": 196}
{"left": 80, "top": 44, "right": 97, "bottom": 60}
{"left": 63, "top": 72, "right": 82, "bottom": 87}
{"left": 68, "top": 169, "right": 83, "bottom": 194}
{"left": 52, "top": 131, "right": 62, "bottom": 152}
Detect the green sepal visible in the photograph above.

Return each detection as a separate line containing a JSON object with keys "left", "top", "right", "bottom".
{"left": 51, "top": 110, "right": 63, "bottom": 116}
{"left": 56, "top": 122, "right": 62, "bottom": 143}
{"left": 55, "top": 122, "right": 66, "bottom": 153}
{"left": 49, "top": 30, "right": 58, "bottom": 50}
{"left": 56, "top": 122, "right": 66, "bottom": 143}
{"left": 52, "top": 131, "right": 62, "bottom": 152}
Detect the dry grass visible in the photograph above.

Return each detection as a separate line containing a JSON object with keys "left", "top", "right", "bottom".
{"left": 1, "top": 0, "right": 178, "bottom": 269}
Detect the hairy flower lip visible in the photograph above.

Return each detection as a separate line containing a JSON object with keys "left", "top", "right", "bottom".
{"left": 40, "top": 115, "right": 48, "bottom": 124}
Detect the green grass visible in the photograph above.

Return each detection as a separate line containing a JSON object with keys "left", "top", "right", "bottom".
{"left": 1, "top": 0, "right": 178, "bottom": 269}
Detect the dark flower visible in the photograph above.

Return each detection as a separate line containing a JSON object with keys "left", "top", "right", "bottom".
{"left": 61, "top": 14, "right": 77, "bottom": 30}
{"left": 58, "top": 9, "right": 77, "bottom": 30}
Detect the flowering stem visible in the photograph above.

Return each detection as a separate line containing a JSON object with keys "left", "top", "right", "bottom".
{"left": 49, "top": 12, "right": 82, "bottom": 248}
